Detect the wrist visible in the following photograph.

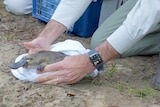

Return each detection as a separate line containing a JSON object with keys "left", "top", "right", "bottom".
{"left": 84, "top": 54, "right": 96, "bottom": 74}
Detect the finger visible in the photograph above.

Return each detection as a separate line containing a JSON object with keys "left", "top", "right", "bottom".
{"left": 35, "top": 69, "right": 68, "bottom": 84}
{"left": 48, "top": 73, "right": 83, "bottom": 85}
{"left": 28, "top": 48, "right": 41, "bottom": 54}
{"left": 35, "top": 73, "right": 56, "bottom": 83}
{"left": 35, "top": 74, "right": 64, "bottom": 85}
{"left": 43, "top": 61, "right": 63, "bottom": 72}
{"left": 35, "top": 71, "right": 62, "bottom": 82}
{"left": 23, "top": 42, "right": 38, "bottom": 54}
{"left": 42, "top": 76, "right": 64, "bottom": 85}
{"left": 23, "top": 42, "right": 35, "bottom": 50}
{"left": 41, "top": 78, "right": 59, "bottom": 85}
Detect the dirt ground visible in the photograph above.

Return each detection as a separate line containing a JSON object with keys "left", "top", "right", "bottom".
{"left": 0, "top": 1, "right": 160, "bottom": 107}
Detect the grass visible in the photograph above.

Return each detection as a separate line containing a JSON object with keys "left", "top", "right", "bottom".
{"left": 128, "top": 87, "right": 160, "bottom": 98}
{"left": 115, "top": 82, "right": 160, "bottom": 98}
{"left": 88, "top": 62, "right": 160, "bottom": 98}
{"left": 105, "top": 63, "right": 117, "bottom": 79}
{"left": 116, "top": 83, "right": 126, "bottom": 92}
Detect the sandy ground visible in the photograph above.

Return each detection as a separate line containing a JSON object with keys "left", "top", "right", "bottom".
{"left": 0, "top": 0, "right": 160, "bottom": 107}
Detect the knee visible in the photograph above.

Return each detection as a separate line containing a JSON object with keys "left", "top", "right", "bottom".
{"left": 91, "top": 35, "right": 101, "bottom": 49}
{"left": 90, "top": 38, "right": 97, "bottom": 49}
{"left": 3, "top": 0, "right": 32, "bottom": 15}
{"left": 91, "top": 31, "right": 105, "bottom": 49}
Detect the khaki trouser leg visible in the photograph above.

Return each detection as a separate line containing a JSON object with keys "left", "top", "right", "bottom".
{"left": 122, "top": 30, "right": 160, "bottom": 57}
{"left": 91, "top": 0, "right": 160, "bottom": 57}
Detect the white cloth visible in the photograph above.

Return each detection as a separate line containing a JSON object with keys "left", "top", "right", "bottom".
{"left": 11, "top": 39, "right": 99, "bottom": 82}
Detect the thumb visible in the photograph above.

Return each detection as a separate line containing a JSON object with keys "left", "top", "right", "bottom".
{"left": 23, "top": 41, "right": 35, "bottom": 50}
{"left": 23, "top": 42, "right": 38, "bottom": 54}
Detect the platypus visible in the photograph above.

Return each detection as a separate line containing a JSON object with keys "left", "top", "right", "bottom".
{"left": 9, "top": 51, "right": 66, "bottom": 71}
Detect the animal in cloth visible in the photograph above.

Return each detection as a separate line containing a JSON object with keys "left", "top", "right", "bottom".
{"left": 9, "top": 51, "right": 66, "bottom": 71}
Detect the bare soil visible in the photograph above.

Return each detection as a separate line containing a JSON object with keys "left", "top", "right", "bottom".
{"left": 0, "top": 0, "right": 160, "bottom": 107}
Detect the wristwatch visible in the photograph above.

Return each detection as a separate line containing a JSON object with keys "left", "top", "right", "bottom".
{"left": 88, "top": 49, "right": 104, "bottom": 71}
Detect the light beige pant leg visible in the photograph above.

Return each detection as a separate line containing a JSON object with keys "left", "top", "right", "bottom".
{"left": 3, "top": 0, "right": 32, "bottom": 15}
{"left": 91, "top": 0, "right": 160, "bottom": 57}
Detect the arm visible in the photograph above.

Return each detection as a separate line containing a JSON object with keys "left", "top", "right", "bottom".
{"left": 24, "top": 0, "right": 92, "bottom": 53}
{"left": 94, "top": 0, "right": 160, "bottom": 73}
{"left": 39, "top": 0, "right": 93, "bottom": 43}
{"left": 35, "top": 0, "right": 160, "bottom": 85}
{"left": 107, "top": 0, "right": 160, "bottom": 54}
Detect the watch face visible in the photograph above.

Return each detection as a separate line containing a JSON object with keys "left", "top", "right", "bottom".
{"left": 90, "top": 53, "right": 103, "bottom": 66}
{"left": 88, "top": 50, "right": 104, "bottom": 71}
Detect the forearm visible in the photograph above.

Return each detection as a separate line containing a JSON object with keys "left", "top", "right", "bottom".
{"left": 38, "top": 19, "right": 67, "bottom": 45}
{"left": 95, "top": 40, "right": 120, "bottom": 63}
{"left": 38, "top": 0, "right": 92, "bottom": 45}
{"left": 85, "top": 40, "right": 119, "bottom": 74}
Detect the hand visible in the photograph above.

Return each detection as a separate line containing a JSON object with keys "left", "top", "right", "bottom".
{"left": 35, "top": 54, "right": 95, "bottom": 85}
{"left": 23, "top": 37, "right": 50, "bottom": 53}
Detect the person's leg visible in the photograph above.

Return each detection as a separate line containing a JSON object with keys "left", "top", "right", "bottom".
{"left": 122, "top": 30, "right": 160, "bottom": 57}
{"left": 91, "top": 0, "right": 160, "bottom": 57}
{"left": 91, "top": 0, "right": 138, "bottom": 50}
{"left": 91, "top": 0, "right": 160, "bottom": 90}
{"left": 3, "top": 0, "right": 32, "bottom": 15}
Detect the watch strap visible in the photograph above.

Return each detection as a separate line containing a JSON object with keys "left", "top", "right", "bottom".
{"left": 88, "top": 50, "right": 104, "bottom": 71}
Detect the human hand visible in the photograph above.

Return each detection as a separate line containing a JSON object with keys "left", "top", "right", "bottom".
{"left": 35, "top": 54, "right": 95, "bottom": 85}
{"left": 23, "top": 37, "right": 50, "bottom": 53}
